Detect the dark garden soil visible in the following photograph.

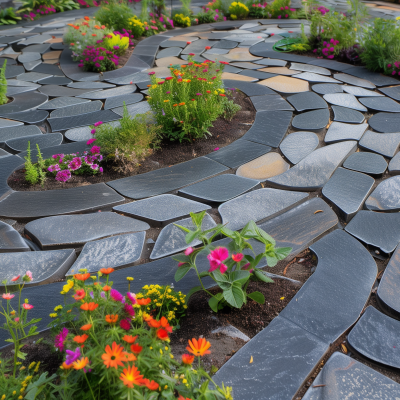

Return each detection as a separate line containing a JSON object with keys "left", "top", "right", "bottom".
{"left": 8, "top": 90, "right": 255, "bottom": 191}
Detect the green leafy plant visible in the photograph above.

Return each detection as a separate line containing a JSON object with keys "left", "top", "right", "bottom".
{"left": 0, "top": 7, "right": 21, "bottom": 25}
{"left": 102, "top": 32, "right": 129, "bottom": 56}
{"left": 228, "top": 1, "right": 249, "bottom": 19}
{"left": 173, "top": 212, "right": 292, "bottom": 312}
{"left": 173, "top": 13, "right": 191, "bottom": 27}
{"left": 127, "top": 15, "right": 145, "bottom": 38}
{"left": 24, "top": 142, "right": 39, "bottom": 185}
{"left": 53, "top": 0, "right": 79, "bottom": 12}
{"left": 95, "top": 2, "right": 135, "bottom": 32}
{"left": 0, "top": 59, "right": 7, "bottom": 106}
{"left": 36, "top": 144, "right": 47, "bottom": 187}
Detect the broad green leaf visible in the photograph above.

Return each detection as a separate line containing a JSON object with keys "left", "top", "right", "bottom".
{"left": 247, "top": 291, "right": 265, "bottom": 304}
{"left": 185, "top": 229, "right": 199, "bottom": 244}
{"left": 223, "top": 284, "right": 245, "bottom": 308}
{"left": 190, "top": 210, "right": 206, "bottom": 228}
{"left": 265, "top": 253, "right": 278, "bottom": 267}
{"left": 221, "top": 226, "right": 235, "bottom": 237}
{"left": 198, "top": 271, "right": 209, "bottom": 278}
{"left": 240, "top": 220, "right": 258, "bottom": 239}
{"left": 17, "top": 350, "right": 27, "bottom": 360}
{"left": 209, "top": 294, "right": 222, "bottom": 312}
{"left": 229, "top": 270, "right": 250, "bottom": 285}
{"left": 175, "top": 265, "right": 191, "bottom": 282}
{"left": 256, "top": 226, "right": 276, "bottom": 246}
{"left": 186, "top": 286, "right": 202, "bottom": 300}
{"left": 275, "top": 246, "right": 292, "bottom": 260}
{"left": 254, "top": 270, "right": 275, "bottom": 283}
{"left": 172, "top": 254, "right": 190, "bottom": 263}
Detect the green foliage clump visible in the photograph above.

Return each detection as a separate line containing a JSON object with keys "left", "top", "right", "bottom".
{"left": 36, "top": 144, "right": 47, "bottom": 186}
{"left": 102, "top": 33, "right": 129, "bottom": 56}
{"left": 173, "top": 13, "right": 191, "bottom": 27}
{"left": 228, "top": 1, "right": 249, "bottom": 19}
{"left": 196, "top": 8, "right": 219, "bottom": 23}
{"left": 0, "top": 7, "right": 21, "bottom": 25}
{"left": 24, "top": 142, "right": 39, "bottom": 185}
{"left": 0, "top": 59, "right": 7, "bottom": 106}
{"left": 95, "top": 2, "right": 135, "bottom": 32}
{"left": 127, "top": 15, "right": 145, "bottom": 39}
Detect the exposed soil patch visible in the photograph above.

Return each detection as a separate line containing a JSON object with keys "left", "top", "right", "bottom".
{"left": 8, "top": 90, "right": 255, "bottom": 191}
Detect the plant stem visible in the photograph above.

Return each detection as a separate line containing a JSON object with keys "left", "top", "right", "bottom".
{"left": 84, "top": 371, "right": 96, "bottom": 400}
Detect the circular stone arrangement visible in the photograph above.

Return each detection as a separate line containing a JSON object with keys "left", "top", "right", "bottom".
{"left": 1, "top": 11, "right": 400, "bottom": 400}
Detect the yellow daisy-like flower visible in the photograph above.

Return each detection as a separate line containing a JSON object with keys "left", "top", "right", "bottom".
{"left": 49, "top": 313, "right": 58, "bottom": 318}
{"left": 126, "top": 277, "right": 134, "bottom": 281}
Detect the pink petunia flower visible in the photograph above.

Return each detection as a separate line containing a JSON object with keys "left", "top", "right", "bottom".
{"left": 184, "top": 247, "right": 194, "bottom": 255}
{"left": 23, "top": 303, "right": 34, "bottom": 310}
{"left": 55, "top": 327, "right": 69, "bottom": 352}
{"left": 207, "top": 247, "right": 229, "bottom": 274}
{"left": 127, "top": 292, "right": 137, "bottom": 304}
{"left": 2, "top": 293, "right": 15, "bottom": 300}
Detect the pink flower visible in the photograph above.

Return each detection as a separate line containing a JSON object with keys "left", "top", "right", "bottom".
{"left": 124, "top": 303, "right": 135, "bottom": 317}
{"left": 11, "top": 275, "right": 20, "bottom": 282}
{"left": 127, "top": 292, "right": 137, "bottom": 304}
{"left": 178, "top": 262, "right": 187, "bottom": 267}
{"left": 110, "top": 289, "right": 124, "bottom": 302}
{"left": 232, "top": 253, "right": 243, "bottom": 262}
{"left": 15, "top": 317, "right": 20, "bottom": 322}
{"left": 148, "top": 71, "right": 155, "bottom": 75}
{"left": 242, "top": 263, "right": 254, "bottom": 273}
{"left": 184, "top": 247, "right": 194, "bottom": 256}
{"left": 2, "top": 293, "right": 15, "bottom": 300}
{"left": 25, "top": 271, "right": 32, "bottom": 281}
{"left": 87, "top": 138, "right": 96, "bottom": 145}
{"left": 214, "top": 147, "right": 219, "bottom": 151}
{"left": 94, "top": 121, "right": 103, "bottom": 127}
{"left": 91, "top": 145, "right": 101, "bottom": 155}
{"left": 55, "top": 170, "right": 71, "bottom": 182}
{"left": 55, "top": 327, "right": 69, "bottom": 352}
{"left": 91, "top": 129, "right": 96, "bottom": 134}
{"left": 23, "top": 303, "right": 34, "bottom": 310}
{"left": 120, "top": 318, "right": 131, "bottom": 330}
{"left": 68, "top": 157, "right": 82, "bottom": 171}
{"left": 207, "top": 247, "right": 229, "bottom": 274}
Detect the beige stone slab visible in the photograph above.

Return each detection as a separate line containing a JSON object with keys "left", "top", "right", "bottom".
{"left": 236, "top": 152, "right": 290, "bottom": 180}
{"left": 1, "top": 54, "right": 19, "bottom": 59}
{"left": 168, "top": 36, "right": 199, "bottom": 42}
{"left": 155, "top": 56, "right": 186, "bottom": 67}
{"left": 258, "top": 67, "right": 300, "bottom": 75}
{"left": 221, "top": 72, "right": 258, "bottom": 82}
{"left": 47, "top": 38, "right": 63, "bottom": 43}
{"left": 259, "top": 75, "right": 309, "bottom": 93}
{"left": 377, "top": 5, "right": 400, "bottom": 10}
{"left": 225, "top": 48, "right": 262, "bottom": 62}
{"left": 44, "top": 60, "right": 59, "bottom": 64}
{"left": 144, "top": 66, "right": 172, "bottom": 78}
{"left": 42, "top": 51, "right": 62, "bottom": 60}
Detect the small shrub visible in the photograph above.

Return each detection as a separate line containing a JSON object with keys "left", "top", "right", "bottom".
{"left": 0, "top": 7, "right": 21, "bottom": 25}
{"left": 78, "top": 45, "right": 119, "bottom": 72}
{"left": 95, "top": 2, "right": 135, "bottom": 32}
{"left": 127, "top": 15, "right": 145, "bottom": 38}
{"left": 173, "top": 13, "right": 191, "bottom": 27}
{"left": 228, "top": 1, "right": 249, "bottom": 19}
{"left": 196, "top": 8, "right": 221, "bottom": 23}
{"left": 267, "top": 0, "right": 296, "bottom": 19}
{"left": 24, "top": 142, "right": 39, "bottom": 185}
{"left": 102, "top": 32, "right": 129, "bottom": 56}
{"left": 0, "top": 59, "right": 7, "bottom": 106}
{"left": 36, "top": 144, "right": 47, "bottom": 186}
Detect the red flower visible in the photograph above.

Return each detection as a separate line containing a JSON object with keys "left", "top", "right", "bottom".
{"left": 205, "top": 46, "right": 211, "bottom": 50}
{"left": 73, "top": 289, "right": 85, "bottom": 301}
{"left": 232, "top": 253, "right": 244, "bottom": 262}
{"left": 143, "top": 378, "right": 159, "bottom": 390}
{"left": 156, "top": 329, "right": 169, "bottom": 341}
{"left": 120, "top": 318, "right": 131, "bottom": 331}
{"left": 165, "top": 77, "right": 173, "bottom": 80}
{"left": 182, "top": 354, "right": 195, "bottom": 365}
{"left": 130, "top": 343, "right": 143, "bottom": 354}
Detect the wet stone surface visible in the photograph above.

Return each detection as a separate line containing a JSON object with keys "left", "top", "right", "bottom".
{"left": 280, "top": 131, "right": 319, "bottom": 164}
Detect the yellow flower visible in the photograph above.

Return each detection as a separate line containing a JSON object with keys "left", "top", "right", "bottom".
{"left": 19, "top": 366, "right": 26, "bottom": 371}
{"left": 126, "top": 277, "right": 134, "bottom": 281}
{"left": 49, "top": 313, "right": 58, "bottom": 318}
{"left": 354, "top": 28, "right": 357, "bottom": 31}
{"left": 1, "top": 395, "right": 6, "bottom": 400}
{"left": 170, "top": 353, "right": 174, "bottom": 359}
{"left": 34, "top": 363, "right": 40, "bottom": 373}
{"left": 29, "top": 362, "right": 36, "bottom": 369}
{"left": 13, "top": 391, "right": 16, "bottom": 395}
{"left": 160, "top": 349, "right": 163, "bottom": 355}
{"left": 54, "top": 305, "right": 63, "bottom": 311}
{"left": 164, "top": 100, "right": 170, "bottom": 103}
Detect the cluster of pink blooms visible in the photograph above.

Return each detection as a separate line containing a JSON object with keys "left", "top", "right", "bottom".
{"left": 2, "top": 272, "right": 34, "bottom": 316}
{"left": 315, "top": 6, "right": 330, "bottom": 15}
{"left": 277, "top": 6, "right": 296, "bottom": 19}
{"left": 252, "top": 2, "right": 268, "bottom": 8}
{"left": 314, "top": 38, "right": 339, "bottom": 59}
{"left": 24, "top": 5, "right": 55, "bottom": 20}
{"left": 387, "top": 61, "right": 400, "bottom": 76}
{"left": 78, "top": 46, "right": 119, "bottom": 70}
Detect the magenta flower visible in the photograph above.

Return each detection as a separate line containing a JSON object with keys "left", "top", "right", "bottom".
{"left": 91, "top": 129, "right": 96, "bottom": 135}
{"left": 124, "top": 303, "right": 135, "bottom": 317}
{"left": 207, "top": 247, "right": 229, "bottom": 274}
{"left": 214, "top": 147, "right": 219, "bottom": 151}
{"left": 110, "top": 289, "right": 124, "bottom": 302}
{"left": 68, "top": 157, "right": 82, "bottom": 171}
{"left": 148, "top": 71, "right": 155, "bottom": 75}
{"left": 55, "top": 327, "right": 69, "bottom": 352}
{"left": 87, "top": 138, "right": 96, "bottom": 145}
{"left": 91, "top": 164, "right": 99, "bottom": 170}
{"left": 48, "top": 164, "right": 60, "bottom": 173}
{"left": 90, "top": 145, "right": 101, "bottom": 155}
{"left": 127, "top": 292, "right": 137, "bottom": 304}
{"left": 94, "top": 121, "right": 103, "bottom": 127}
{"left": 66, "top": 347, "right": 80, "bottom": 365}
{"left": 99, "top": 167, "right": 104, "bottom": 173}
{"left": 184, "top": 247, "right": 194, "bottom": 256}
{"left": 55, "top": 170, "right": 71, "bottom": 182}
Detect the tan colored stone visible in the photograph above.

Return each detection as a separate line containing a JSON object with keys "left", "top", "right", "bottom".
{"left": 221, "top": 72, "right": 258, "bottom": 82}
{"left": 44, "top": 60, "right": 59, "bottom": 64}
{"left": 1, "top": 53, "right": 19, "bottom": 59}
{"left": 155, "top": 56, "right": 186, "bottom": 67}
{"left": 258, "top": 75, "right": 309, "bottom": 93}
{"left": 258, "top": 66, "right": 300, "bottom": 75}
{"left": 42, "top": 51, "right": 61, "bottom": 60}
{"left": 144, "top": 66, "right": 172, "bottom": 78}
{"left": 225, "top": 48, "right": 262, "bottom": 61}
{"left": 47, "top": 37, "right": 63, "bottom": 43}
{"left": 168, "top": 36, "right": 199, "bottom": 42}
{"left": 236, "top": 152, "right": 290, "bottom": 180}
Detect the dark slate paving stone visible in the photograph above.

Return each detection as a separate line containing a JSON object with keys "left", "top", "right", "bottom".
{"left": 156, "top": 47, "right": 182, "bottom": 59}
{"left": 178, "top": 174, "right": 260, "bottom": 204}
{"left": 323, "top": 93, "right": 367, "bottom": 112}
{"left": 368, "top": 112, "right": 400, "bottom": 133}
{"left": 0, "top": 92, "right": 48, "bottom": 114}
{"left": 19, "top": 34, "right": 52, "bottom": 46}
{"left": 32, "top": 62, "right": 64, "bottom": 76}
{"left": 0, "top": 221, "right": 30, "bottom": 252}
{"left": 50, "top": 100, "right": 102, "bottom": 118}
{"left": 359, "top": 130, "right": 400, "bottom": 158}
{"left": 23, "top": 44, "right": 51, "bottom": 54}
{"left": 344, "top": 66, "right": 399, "bottom": 87}
{"left": 287, "top": 91, "right": 327, "bottom": 112}
{"left": 379, "top": 85, "right": 400, "bottom": 101}
{"left": 281, "top": 229, "right": 376, "bottom": 342}
{"left": 68, "top": 81, "right": 116, "bottom": 89}
{"left": 7, "top": 86, "right": 37, "bottom": 96}
{"left": 238, "top": 70, "right": 275, "bottom": 80}
{"left": 332, "top": 105, "right": 365, "bottom": 123}
{"left": 0, "top": 149, "right": 11, "bottom": 158}
{"left": 0, "top": 183, "right": 124, "bottom": 219}
{"left": 25, "top": 212, "right": 149, "bottom": 250}
{"left": 136, "top": 80, "right": 151, "bottom": 90}
{"left": 6, "top": 79, "right": 40, "bottom": 88}
{"left": 213, "top": 40, "right": 238, "bottom": 49}
{"left": 254, "top": 58, "right": 286, "bottom": 66}
{"left": 114, "top": 194, "right": 211, "bottom": 226}
{"left": 18, "top": 51, "right": 40, "bottom": 63}
{"left": 345, "top": 210, "right": 400, "bottom": 254}
{"left": 66, "top": 232, "right": 145, "bottom": 275}
{"left": 38, "top": 96, "right": 89, "bottom": 110}
{"left": 5, "top": 65, "right": 24, "bottom": 79}
{"left": 294, "top": 72, "right": 340, "bottom": 83}
{"left": 322, "top": 167, "right": 374, "bottom": 222}
{"left": 5, "top": 133, "right": 62, "bottom": 153}
{"left": 343, "top": 152, "right": 388, "bottom": 176}
{"left": 222, "top": 65, "right": 242, "bottom": 74}
{"left": 159, "top": 40, "right": 188, "bottom": 48}
{"left": 37, "top": 76, "right": 72, "bottom": 86}
{"left": 243, "top": 111, "right": 292, "bottom": 147}
{"left": 219, "top": 188, "right": 308, "bottom": 231}
{"left": 342, "top": 85, "right": 383, "bottom": 97}
{"left": 324, "top": 121, "right": 368, "bottom": 143}
{"left": 0, "top": 125, "right": 41, "bottom": 145}
{"left": 107, "top": 156, "right": 228, "bottom": 199}
{"left": 132, "top": 44, "right": 159, "bottom": 57}
{"left": 389, "top": 151, "right": 400, "bottom": 175}
{"left": 0, "top": 156, "right": 24, "bottom": 199}
{"left": 302, "top": 352, "right": 400, "bottom": 400}
{"left": 204, "top": 48, "right": 229, "bottom": 55}
{"left": 0, "top": 57, "right": 16, "bottom": 65}
{"left": 359, "top": 96, "right": 400, "bottom": 113}
{"left": 290, "top": 62, "right": 330, "bottom": 75}
{"left": 280, "top": 131, "right": 319, "bottom": 164}
{"left": 365, "top": 176, "right": 400, "bottom": 212}
{"left": 22, "top": 60, "right": 41, "bottom": 72}
{"left": 348, "top": 306, "right": 400, "bottom": 369}
{"left": 0, "top": 110, "right": 48, "bottom": 124}
{"left": 64, "top": 126, "right": 92, "bottom": 142}
{"left": 0, "top": 119, "right": 22, "bottom": 129}
{"left": 229, "top": 61, "right": 261, "bottom": 69}
{"left": 112, "top": 101, "right": 151, "bottom": 118}
{"left": 0, "top": 249, "right": 75, "bottom": 289}
{"left": 17, "top": 72, "right": 52, "bottom": 83}
{"left": 48, "top": 109, "right": 119, "bottom": 131}
{"left": 333, "top": 73, "right": 376, "bottom": 89}
{"left": 267, "top": 141, "right": 357, "bottom": 191}
{"left": 213, "top": 316, "right": 328, "bottom": 400}
{"left": 292, "top": 108, "right": 330, "bottom": 131}
{"left": 104, "top": 93, "right": 143, "bottom": 110}
{"left": 223, "top": 79, "right": 276, "bottom": 96}
{"left": 206, "top": 139, "right": 271, "bottom": 169}
{"left": 77, "top": 85, "right": 136, "bottom": 100}
{"left": 181, "top": 39, "right": 215, "bottom": 55}
{"left": 250, "top": 94, "right": 293, "bottom": 111}
{"left": 38, "top": 84, "right": 97, "bottom": 97}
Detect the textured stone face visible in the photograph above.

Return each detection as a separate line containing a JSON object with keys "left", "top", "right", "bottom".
{"left": 359, "top": 130, "right": 400, "bottom": 158}
{"left": 0, "top": 221, "right": 30, "bottom": 252}
{"left": 324, "top": 122, "right": 368, "bottom": 143}
{"left": 323, "top": 93, "right": 367, "bottom": 111}
{"left": 365, "top": 176, "right": 400, "bottom": 211}
{"left": 332, "top": 105, "right": 365, "bottom": 123}
{"left": 287, "top": 91, "right": 328, "bottom": 112}
{"left": 344, "top": 152, "right": 387, "bottom": 176}
{"left": 236, "top": 153, "right": 290, "bottom": 180}
{"left": 259, "top": 75, "right": 309, "bottom": 93}
{"left": 359, "top": 96, "right": 400, "bottom": 113}
{"left": 334, "top": 73, "right": 376, "bottom": 89}
{"left": 280, "top": 131, "right": 319, "bottom": 165}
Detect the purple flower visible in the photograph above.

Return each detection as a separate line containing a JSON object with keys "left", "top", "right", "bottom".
{"left": 84, "top": 155, "right": 93, "bottom": 165}
{"left": 94, "top": 121, "right": 103, "bottom": 127}
{"left": 196, "top": 93, "right": 202, "bottom": 96}
{"left": 95, "top": 63, "right": 101, "bottom": 68}
{"left": 91, "top": 164, "right": 99, "bottom": 170}
{"left": 55, "top": 170, "right": 71, "bottom": 182}
{"left": 48, "top": 164, "right": 60, "bottom": 172}
{"left": 91, "top": 129, "right": 96, "bottom": 135}
{"left": 68, "top": 157, "right": 82, "bottom": 171}
{"left": 99, "top": 167, "right": 103, "bottom": 173}
{"left": 65, "top": 347, "right": 80, "bottom": 365}
{"left": 55, "top": 327, "right": 69, "bottom": 352}
{"left": 110, "top": 289, "right": 124, "bottom": 302}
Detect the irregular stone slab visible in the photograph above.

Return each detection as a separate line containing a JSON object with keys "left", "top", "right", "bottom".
{"left": 218, "top": 188, "right": 308, "bottom": 231}
{"left": 5, "top": 65, "right": 25, "bottom": 79}
{"left": 18, "top": 52, "right": 40, "bottom": 63}
{"left": 365, "top": 176, "right": 400, "bottom": 211}
{"left": 389, "top": 152, "right": 400, "bottom": 174}
{"left": 0, "top": 249, "right": 76, "bottom": 288}
{"left": 221, "top": 72, "right": 257, "bottom": 82}
{"left": 259, "top": 75, "right": 309, "bottom": 93}
{"left": 346, "top": 210, "right": 400, "bottom": 254}
{"left": 281, "top": 229, "right": 376, "bottom": 342}
{"left": 236, "top": 152, "right": 290, "bottom": 180}
{"left": 295, "top": 72, "right": 340, "bottom": 83}
{"left": 50, "top": 100, "right": 103, "bottom": 118}
{"left": 7, "top": 86, "right": 37, "bottom": 96}
{"left": 156, "top": 47, "right": 182, "bottom": 59}
{"left": 0, "top": 125, "right": 41, "bottom": 145}
{"left": 290, "top": 62, "right": 331, "bottom": 75}
{"left": 0, "top": 149, "right": 11, "bottom": 158}
{"left": 238, "top": 69, "right": 276, "bottom": 80}
{"left": 25, "top": 212, "right": 150, "bottom": 250}
{"left": 312, "top": 83, "right": 343, "bottom": 95}
{"left": 359, "top": 130, "right": 400, "bottom": 158}
{"left": 7, "top": 79, "right": 40, "bottom": 88}
{"left": 333, "top": 73, "right": 376, "bottom": 89}
{"left": 104, "top": 93, "right": 143, "bottom": 110}
{"left": 68, "top": 81, "right": 116, "bottom": 89}
{"left": 5, "top": 133, "right": 62, "bottom": 153}
{"left": 280, "top": 131, "right": 319, "bottom": 164}
{"left": 325, "top": 121, "right": 368, "bottom": 143}
{"left": 348, "top": 306, "right": 400, "bottom": 369}
{"left": 332, "top": 105, "right": 365, "bottom": 123}
{"left": 292, "top": 108, "right": 330, "bottom": 131}
{"left": 66, "top": 232, "right": 145, "bottom": 275}
{"left": 16, "top": 72, "right": 52, "bottom": 82}
{"left": 0, "top": 221, "right": 29, "bottom": 252}
{"left": 322, "top": 167, "right": 374, "bottom": 222}
{"left": 178, "top": 174, "right": 260, "bottom": 204}
{"left": 287, "top": 91, "right": 327, "bottom": 112}
{"left": 303, "top": 352, "right": 400, "bottom": 400}
{"left": 204, "top": 48, "right": 229, "bottom": 56}
{"left": 32, "top": 62, "right": 64, "bottom": 76}
{"left": 223, "top": 79, "right": 275, "bottom": 96}
{"left": 38, "top": 84, "right": 96, "bottom": 97}
{"left": 107, "top": 157, "right": 228, "bottom": 199}
{"left": 225, "top": 47, "right": 262, "bottom": 62}
{"left": 368, "top": 112, "right": 400, "bottom": 133}
{"left": 114, "top": 194, "right": 211, "bottom": 226}
{"left": 159, "top": 40, "right": 188, "bottom": 48}
{"left": 342, "top": 85, "right": 383, "bottom": 97}
{"left": 379, "top": 85, "right": 400, "bottom": 101}
{"left": 0, "top": 119, "right": 22, "bottom": 129}
{"left": 64, "top": 126, "right": 92, "bottom": 142}
{"left": 19, "top": 34, "right": 52, "bottom": 46}
{"left": 214, "top": 40, "right": 238, "bottom": 49}
{"left": 254, "top": 58, "right": 286, "bottom": 66}
{"left": 0, "top": 109, "right": 48, "bottom": 124}
{"left": 243, "top": 111, "right": 292, "bottom": 147}
{"left": 150, "top": 213, "right": 216, "bottom": 259}
{"left": 37, "top": 76, "right": 72, "bottom": 86}
{"left": 213, "top": 316, "right": 328, "bottom": 400}
{"left": 258, "top": 66, "right": 299, "bottom": 75}
{"left": 155, "top": 56, "right": 186, "bottom": 67}
{"left": 359, "top": 96, "right": 400, "bottom": 113}
{"left": 344, "top": 66, "right": 399, "bottom": 87}
{"left": 344, "top": 152, "right": 388, "bottom": 176}
{"left": 268, "top": 141, "right": 357, "bottom": 191}
{"left": 181, "top": 39, "right": 216, "bottom": 55}
{"left": 323, "top": 93, "right": 367, "bottom": 111}
{"left": 112, "top": 101, "right": 151, "bottom": 118}
{"left": 38, "top": 96, "right": 89, "bottom": 110}
{"left": 48, "top": 109, "right": 120, "bottom": 131}
{"left": 0, "top": 183, "right": 124, "bottom": 219}
{"left": 23, "top": 60, "right": 41, "bottom": 71}
{"left": 0, "top": 92, "right": 48, "bottom": 114}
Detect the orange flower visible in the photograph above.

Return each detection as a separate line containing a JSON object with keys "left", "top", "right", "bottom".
{"left": 105, "top": 314, "right": 118, "bottom": 324}
{"left": 148, "top": 316, "right": 172, "bottom": 333}
{"left": 84, "top": 16, "right": 90, "bottom": 20}
{"left": 70, "top": 43, "right": 75, "bottom": 46}
{"left": 74, "top": 273, "right": 90, "bottom": 281}
{"left": 94, "top": 25, "right": 100, "bottom": 29}
{"left": 101, "top": 25, "right": 106, "bottom": 29}
{"left": 102, "top": 342, "right": 127, "bottom": 369}
{"left": 61, "top": 362, "right": 73, "bottom": 369}
{"left": 82, "top": 33, "right": 86, "bottom": 36}
{"left": 182, "top": 354, "right": 195, "bottom": 365}
{"left": 137, "top": 298, "right": 151, "bottom": 306}
{"left": 120, "top": 365, "right": 143, "bottom": 388}
{"left": 73, "top": 334, "right": 88, "bottom": 344}
{"left": 100, "top": 268, "right": 114, "bottom": 275}
{"left": 73, "top": 289, "right": 85, "bottom": 301}
{"left": 156, "top": 328, "right": 169, "bottom": 341}
{"left": 178, "top": 395, "right": 192, "bottom": 400}
{"left": 173, "top": 104, "right": 178, "bottom": 107}
{"left": 103, "top": 285, "right": 111, "bottom": 292}
{"left": 181, "top": 65, "right": 187, "bottom": 68}
{"left": 179, "top": 102, "right": 185, "bottom": 106}
{"left": 143, "top": 378, "right": 159, "bottom": 391}
{"left": 123, "top": 335, "right": 138, "bottom": 344}
{"left": 92, "top": 34, "right": 97, "bottom": 37}
{"left": 186, "top": 338, "right": 211, "bottom": 356}
{"left": 80, "top": 302, "right": 99, "bottom": 311}
{"left": 130, "top": 343, "right": 143, "bottom": 354}
{"left": 73, "top": 357, "right": 89, "bottom": 370}
{"left": 80, "top": 324, "right": 92, "bottom": 331}
{"left": 124, "top": 352, "right": 137, "bottom": 361}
